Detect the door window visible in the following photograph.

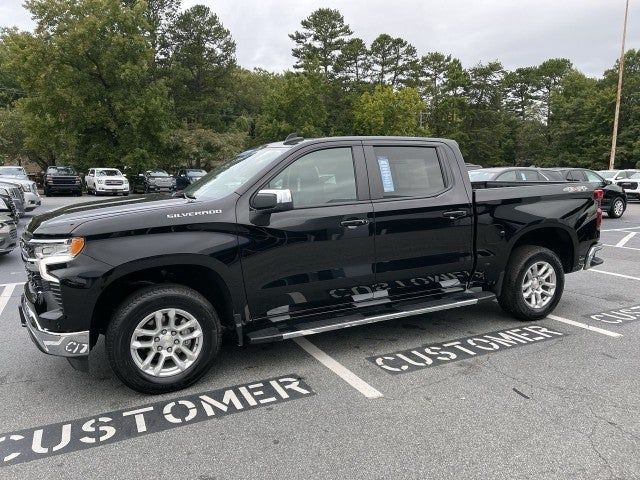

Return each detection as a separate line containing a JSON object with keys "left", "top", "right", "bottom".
{"left": 567, "top": 170, "right": 586, "bottom": 181}
{"left": 584, "top": 171, "right": 603, "bottom": 182}
{"left": 372, "top": 146, "right": 445, "bottom": 198}
{"left": 496, "top": 170, "right": 518, "bottom": 181}
{"left": 520, "top": 170, "right": 541, "bottom": 181}
{"left": 267, "top": 148, "right": 357, "bottom": 208}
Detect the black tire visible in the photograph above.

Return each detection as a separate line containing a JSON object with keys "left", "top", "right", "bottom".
{"left": 106, "top": 284, "right": 222, "bottom": 394}
{"left": 497, "top": 245, "right": 565, "bottom": 321}
{"left": 607, "top": 196, "right": 625, "bottom": 218}
{"left": 43, "top": 187, "right": 50, "bottom": 197}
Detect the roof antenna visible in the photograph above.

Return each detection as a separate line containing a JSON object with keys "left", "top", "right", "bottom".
{"left": 283, "top": 132, "right": 304, "bottom": 145}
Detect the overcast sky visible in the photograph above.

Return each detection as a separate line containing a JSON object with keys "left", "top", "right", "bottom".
{"left": 1, "top": 0, "right": 638, "bottom": 77}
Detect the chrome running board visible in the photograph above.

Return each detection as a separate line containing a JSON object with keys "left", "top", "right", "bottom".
{"left": 247, "top": 291, "right": 496, "bottom": 344}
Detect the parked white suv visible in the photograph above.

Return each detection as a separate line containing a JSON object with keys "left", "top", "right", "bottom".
{"left": 0, "top": 166, "right": 41, "bottom": 211}
{"left": 85, "top": 168, "right": 130, "bottom": 195}
{"left": 598, "top": 169, "right": 640, "bottom": 199}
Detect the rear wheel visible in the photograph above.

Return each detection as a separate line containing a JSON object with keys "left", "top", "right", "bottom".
{"left": 498, "top": 245, "right": 564, "bottom": 321}
{"left": 608, "top": 196, "right": 625, "bottom": 218}
{"left": 106, "top": 284, "right": 222, "bottom": 394}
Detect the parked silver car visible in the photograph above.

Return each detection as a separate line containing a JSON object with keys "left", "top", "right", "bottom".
{"left": 0, "top": 182, "right": 25, "bottom": 217}
{"left": 0, "top": 197, "right": 17, "bottom": 255}
{"left": 0, "top": 166, "right": 41, "bottom": 211}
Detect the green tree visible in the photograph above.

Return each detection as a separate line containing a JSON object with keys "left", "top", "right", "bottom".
{"left": 334, "top": 38, "right": 370, "bottom": 83}
{"left": 256, "top": 72, "right": 328, "bottom": 141}
{"left": 353, "top": 85, "right": 425, "bottom": 136}
{"left": 369, "top": 34, "right": 417, "bottom": 87}
{"left": 122, "top": 0, "right": 180, "bottom": 64}
{"left": 5, "top": 0, "right": 172, "bottom": 169}
{"left": 601, "top": 49, "right": 640, "bottom": 168}
{"left": 169, "top": 4, "right": 236, "bottom": 128}
{"left": 289, "top": 8, "right": 352, "bottom": 75}
{"left": 167, "top": 126, "right": 247, "bottom": 168}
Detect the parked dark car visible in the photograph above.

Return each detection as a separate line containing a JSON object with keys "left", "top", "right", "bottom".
{"left": 44, "top": 166, "right": 82, "bottom": 196}
{"left": 0, "top": 197, "right": 18, "bottom": 255}
{"left": 175, "top": 168, "right": 207, "bottom": 190}
{"left": 131, "top": 170, "right": 176, "bottom": 193}
{"left": 548, "top": 168, "right": 628, "bottom": 218}
{"left": 19, "top": 136, "right": 603, "bottom": 394}
{"left": 468, "top": 167, "right": 563, "bottom": 183}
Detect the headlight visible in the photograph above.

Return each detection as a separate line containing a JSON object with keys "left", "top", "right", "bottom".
{"left": 32, "top": 237, "right": 85, "bottom": 259}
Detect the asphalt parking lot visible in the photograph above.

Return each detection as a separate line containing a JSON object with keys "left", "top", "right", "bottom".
{"left": 0, "top": 195, "right": 639, "bottom": 479}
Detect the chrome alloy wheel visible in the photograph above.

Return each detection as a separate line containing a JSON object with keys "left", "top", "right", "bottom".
{"left": 521, "top": 261, "right": 557, "bottom": 310}
{"left": 130, "top": 309, "right": 203, "bottom": 377}
{"left": 613, "top": 198, "right": 624, "bottom": 217}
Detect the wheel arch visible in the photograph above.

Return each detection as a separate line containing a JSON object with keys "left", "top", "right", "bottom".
{"left": 90, "top": 255, "right": 241, "bottom": 347}
{"left": 508, "top": 225, "right": 576, "bottom": 273}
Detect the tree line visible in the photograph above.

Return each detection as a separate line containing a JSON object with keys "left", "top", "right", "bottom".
{"left": 0, "top": 0, "right": 638, "bottom": 172}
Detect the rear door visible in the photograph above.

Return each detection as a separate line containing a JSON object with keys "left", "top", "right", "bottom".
{"left": 364, "top": 140, "right": 473, "bottom": 301}
{"left": 237, "top": 142, "right": 377, "bottom": 322}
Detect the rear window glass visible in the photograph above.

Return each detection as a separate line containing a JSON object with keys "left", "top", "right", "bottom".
{"left": 373, "top": 146, "right": 445, "bottom": 199}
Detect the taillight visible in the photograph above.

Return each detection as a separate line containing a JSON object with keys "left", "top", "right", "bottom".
{"left": 594, "top": 188, "right": 604, "bottom": 206}
{"left": 594, "top": 189, "right": 603, "bottom": 230}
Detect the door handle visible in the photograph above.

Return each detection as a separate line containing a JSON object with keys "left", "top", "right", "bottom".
{"left": 443, "top": 210, "right": 468, "bottom": 219}
{"left": 340, "top": 219, "right": 369, "bottom": 228}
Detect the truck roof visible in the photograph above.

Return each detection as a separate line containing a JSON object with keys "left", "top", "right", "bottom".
{"left": 264, "top": 136, "right": 460, "bottom": 148}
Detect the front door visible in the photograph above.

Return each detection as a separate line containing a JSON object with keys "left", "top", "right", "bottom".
{"left": 237, "top": 143, "right": 377, "bottom": 322}
{"left": 364, "top": 141, "right": 474, "bottom": 301}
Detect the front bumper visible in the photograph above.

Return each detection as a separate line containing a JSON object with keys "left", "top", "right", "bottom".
{"left": 96, "top": 184, "right": 129, "bottom": 193}
{"left": 19, "top": 293, "right": 89, "bottom": 357}
{"left": 584, "top": 243, "right": 604, "bottom": 270}
{"left": 46, "top": 184, "right": 82, "bottom": 192}
{"left": 23, "top": 191, "right": 41, "bottom": 211}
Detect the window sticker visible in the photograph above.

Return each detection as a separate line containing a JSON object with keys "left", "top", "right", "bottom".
{"left": 377, "top": 157, "right": 395, "bottom": 192}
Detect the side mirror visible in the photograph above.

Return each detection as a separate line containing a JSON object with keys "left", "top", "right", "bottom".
{"left": 605, "top": 180, "right": 612, "bottom": 185}
{"left": 252, "top": 189, "right": 293, "bottom": 212}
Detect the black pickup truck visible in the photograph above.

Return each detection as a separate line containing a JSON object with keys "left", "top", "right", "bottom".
{"left": 19, "top": 136, "right": 603, "bottom": 393}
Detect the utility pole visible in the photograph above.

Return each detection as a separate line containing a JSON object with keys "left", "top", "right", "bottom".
{"left": 609, "top": 0, "right": 631, "bottom": 170}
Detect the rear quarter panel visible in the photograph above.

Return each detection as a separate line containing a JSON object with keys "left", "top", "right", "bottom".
{"left": 474, "top": 183, "right": 599, "bottom": 289}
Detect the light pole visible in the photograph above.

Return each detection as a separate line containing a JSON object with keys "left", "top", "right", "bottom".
{"left": 609, "top": 0, "right": 631, "bottom": 170}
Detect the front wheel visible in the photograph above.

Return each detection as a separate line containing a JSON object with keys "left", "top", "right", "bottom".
{"left": 106, "top": 284, "right": 222, "bottom": 394}
{"left": 498, "top": 245, "right": 565, "bottom": 321}
{"left": 608, "top": 196, "right": 625, "bottom": 218}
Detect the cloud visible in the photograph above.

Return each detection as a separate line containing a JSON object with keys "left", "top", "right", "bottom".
{"left": 2, "top": 0, "right": 638, "bottom": 77}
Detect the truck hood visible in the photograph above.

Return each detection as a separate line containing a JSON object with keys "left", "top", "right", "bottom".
{"left": 27, "top": 194, "right": 189, "bottom": 236}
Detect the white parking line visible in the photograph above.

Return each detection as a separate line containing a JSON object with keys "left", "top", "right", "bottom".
{"left": 293, "top": 337, "right": 383, "bottom": 399}
{"left": 601, "top": 225, "right": 640, "bottom": 232}
{"left": 603, "top": 244, "right": 640, "bottom": 251}
{"left": 548, "top": 315, "right": 623, "bottom": 338}
{"left": 0, "top": 283, "right": 18, "bottom": 317}
{"left": 590, "top": 269, "right": 640, "bottom": 281}
{"left": 615, "top": 232, "right": 637, "bottom": 247}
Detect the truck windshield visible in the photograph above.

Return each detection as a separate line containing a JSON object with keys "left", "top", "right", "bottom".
{"left": 97, "top": 169, "right": 122, "bottom": 176}
{"left": 184, "top": 146, "right": 288, "bottom": 199}
{"left": 48, "top": 167, "right": 77, "bottom": 175}
{"left": 0, "top": 167, "right": 27, "bottom": 178}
